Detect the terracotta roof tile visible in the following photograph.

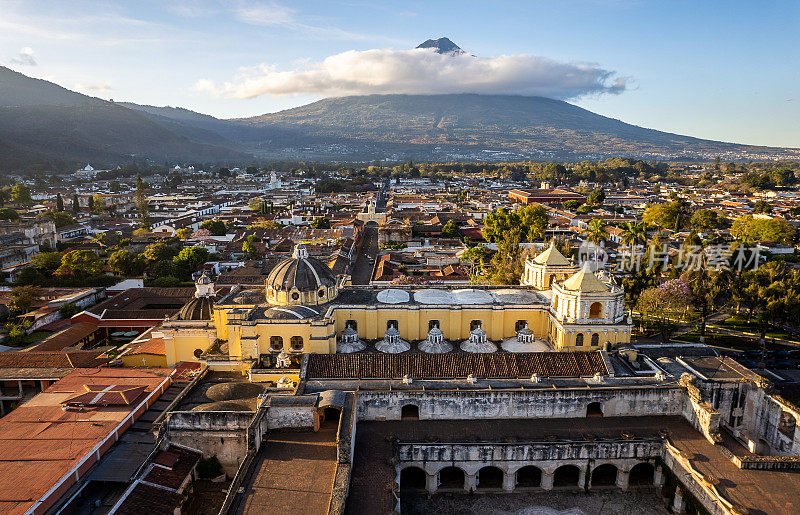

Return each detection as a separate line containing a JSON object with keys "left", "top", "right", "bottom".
{"left": 306, "top": 352, "right": 608, "bottom": 379}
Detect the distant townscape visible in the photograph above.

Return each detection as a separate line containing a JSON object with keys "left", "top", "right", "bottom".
{"left": 0, "top": 156, "right": 800, "bottom": 513}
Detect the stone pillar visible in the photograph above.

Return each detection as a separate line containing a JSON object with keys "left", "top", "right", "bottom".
{"left": 541, "top": 472, "right": 554, "bottom": 491}
{"left": 503, "top": 471, "right": 515, "bottom": 492}
{"left": 654, "top": 465, "right": 665, "bottom": 487}
{"left": 616, "top": 469, "right": 630, "bottom": 491}
{"left": 577, "top": 468, "right": 587, "bottom": 490}
{"left": 464, "top": 473, "right": 477, "bottom": 492}
{"left": 426, "top": 472, "right": 438, "bottom": 494}
{"left": 672, "top": 487, "right": 686, "bottom": 513}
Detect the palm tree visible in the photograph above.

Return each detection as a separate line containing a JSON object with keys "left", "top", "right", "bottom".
{"left": 582, "top": 218, "right": 608, "bottom": 263}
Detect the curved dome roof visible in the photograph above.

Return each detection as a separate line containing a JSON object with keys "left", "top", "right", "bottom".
{"left": 266, "top": 244, "right": 336, "bottom": 292}
{"left": 177, "top": 296, "right": 214, "bottom": 320}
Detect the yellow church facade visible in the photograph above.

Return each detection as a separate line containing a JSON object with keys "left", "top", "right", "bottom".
{"left": 157, "top": 243, "right": 632, "bottom": 372}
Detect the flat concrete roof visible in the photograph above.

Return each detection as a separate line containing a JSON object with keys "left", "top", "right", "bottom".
{"left": 235, "top": 423, "right": 338, "bottom": 515}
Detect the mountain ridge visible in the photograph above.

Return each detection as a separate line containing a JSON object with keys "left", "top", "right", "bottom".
{"left": 0, "top": 65, "right": 797, "bottom": 168}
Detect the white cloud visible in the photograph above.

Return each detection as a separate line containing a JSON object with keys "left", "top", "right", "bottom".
{"left": 236, "top": 2, "right": 296, "bottom": 26}
{"left": 10, "top": 46, "right": 36, "bottom": 66}
{"left": 74, "top": 82, "right": 112, "bottom": 92}
{"left": 195, "top": 47, "right": 628, "bottom": 100}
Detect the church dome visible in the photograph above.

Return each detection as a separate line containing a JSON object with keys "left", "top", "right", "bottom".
{"left": 266, "top": 244, "right": 338, "bottom": 305}
{"left": 177, "top": 296, "right": 214, "bottom": 320}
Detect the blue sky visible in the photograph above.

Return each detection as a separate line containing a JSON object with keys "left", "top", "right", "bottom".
{"left": 1, "top": 0, "right": 798, "bottom": 147}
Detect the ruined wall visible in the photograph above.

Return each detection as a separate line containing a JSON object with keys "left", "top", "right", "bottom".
{"left": 356, "top": 386, "right": 685, "bottom": 421}
{"left": 166, "top": 411, "right": 253, "bottom": 475}
{"left": 266, "top": 406, "right": 318, "bottom": 430}
{"left": 398, "top": 439, "right": 663, "bottom": 464}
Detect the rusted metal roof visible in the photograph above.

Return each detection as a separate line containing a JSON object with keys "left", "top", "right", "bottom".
{"left": 306, "top": 351, "right": 608, "bottom": 379}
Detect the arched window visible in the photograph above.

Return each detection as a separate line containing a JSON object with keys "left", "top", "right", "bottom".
{"left": 575, "top": 333, "right": 584, "bottom": 347}
{"left": 591, "top": 333, "right": 599, "bottom": 346}
{"left": 516, "top": 466, "right": 542, "bottom": 488}
{"left": 589, "top": 302, "right": 602, "bottom": 319}
{"left": 345, "top": 320, "right": 357, "bottom": 330}
{"left": 400, "top": 467, "right": 426, "bottom": 491}
{"left": 553, "top": 465, "right": 580, "bottom": 487}
{"left": 476, "top": 466, "right": 503, "bottom": 489}
{"left": 515, "top": 320, "right": 528, "bottom": 331}
{"left": 590, "top": 464, "right": 618, "bottom": 487}
{"left": 318, "top": 288, "right": 326, "bottom": 299}
{"left": 270, "top": 336, "right": 283, "bottom": 351}
{"left": 290, "top": 336, "right": 303, "bottom": 351}
{"left": 470, "top": 320, "right": 482, "bottom": 331}
{"left": 548, "top": 275, "right": 554, "bottom": 286}
{"left": 629, "top": 463, "right": 655, "bottom": 486}
{"left": 553, "top": 295, "right": 559, "bottom": 310}
{"left": 387, "top": 320, "right": 398, "bottom": 330}
{"left": 587, "top": 402, "right": 604, "bottom": 418}
{"left": 428, "top": 320, "right": 440, "bottom": 330}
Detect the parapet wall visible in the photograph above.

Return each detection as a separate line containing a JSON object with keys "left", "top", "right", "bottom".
{"left": 356, "top": 386, "right": 685, "bottom": 421}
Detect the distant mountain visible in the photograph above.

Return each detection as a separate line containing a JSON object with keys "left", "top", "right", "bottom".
{"left": 416, "top": 37, "right": 464, "bottom": 55}
{"left": 0, "top": 66, "right": 251, "bottom": 168}
{"left": 1, "top": 63, "right": 797, "bottom": 168}
{"left": 237, "top": 93, "right": 796, "bottom": 161}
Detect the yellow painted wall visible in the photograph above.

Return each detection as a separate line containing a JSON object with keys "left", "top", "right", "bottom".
{"left": 121, "top": 353, "right": 167, "bottom": 368}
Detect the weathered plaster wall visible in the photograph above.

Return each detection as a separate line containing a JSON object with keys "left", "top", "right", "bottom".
{"left": 356, "top": 386, "right": 685, "bottom": 421}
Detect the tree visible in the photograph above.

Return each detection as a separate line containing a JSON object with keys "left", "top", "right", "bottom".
{"left": 8, "top": 285, "right": 42, "bottom": 315}
{"left": 310, "top": 217, "right": 331, "bottom": 229}
{"left": 619, "top": 221, "right": 648, "bottom": 249}
{"left": 242, "top": 239, "right": 261, "bottom": 259}
{"left": 681, "top": 268, "right": 728, "bottom": 343}
{"left": 135, "top": 174, "right": 150, "bottom": 229}
{"left": 37, "top": 210, "right": 76, "bottom": 228}
{"left": 462, "top": 245, "right": 493, "bottom": 279}
{"left": 643, "top": 200, "right": 691, "bottom": 232}
{"left": 72, "top": 193, "right": 80, "bottom": 214}
{"left": 58, "top": 302, "right": 81, "bottom": 318}
{"left": 56, "top": 250, "right": 104, "bottom": 279}
{"left": 56, "top": 193, "right": 64, "bottom": 212}
{"left": 91, "top": 195, "right": 106, "bottom": 215}
{"left": 587, "top": 189, "right": 605, "bottom": 205}
{"left": 200, "top": 219, "right": 226, "bottom": 236}
{"left": 636, "top": 279, "right": 692, "bottom": 342}
{"left": 583, "top": 218, "right": 608, "bottom": 246}
{"left": 441, "top": 219, "right": 460, "bottom": 238}
{"left": 561, "top": 200, "right": 583, "bottom": 210}
{"left": 143, "top": 243, "right": 178, "bottom": 264}
{"left": 31, "top": 252, "right": 62, "bottom": 275}
{"left": 108, "top": 249, "right": 144, "bottom": 276}
{"left": 109, "top": 181, "right": 121, "bottom": 193}
{"left": 176, "top": 228, "right": 193, "bottom": 240}
{"left": 0, "top": 208, "right": 19, "bottom": 220}
{"left": 689, "top": 209, "right": 726, "bottom": 232}
{"left": 730, "top": 215, "right": 795, "bottom": 244}
{"left": 10, "top": 183, "right": 32, "bottom": 206}
{"left": 486, "top": 229, "right": 524, "bottom": 285}
{"left": 753, "top": 200, "right": 773, "bottom": 214}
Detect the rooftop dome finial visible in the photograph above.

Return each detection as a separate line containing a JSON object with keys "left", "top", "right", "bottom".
{"left": 293, "top": 243, "right": 309, "bottom": 259}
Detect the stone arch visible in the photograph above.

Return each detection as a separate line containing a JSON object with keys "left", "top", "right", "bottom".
{"left": 438, "top": 466, "right": 465, "bottom": 490}
{"left": 401, "top": 404, "right": 419, "bottom": 420}
{"left": 591, "top": 463, "right": 618, "bottom": 487}
{"left": 589, "top": 301, "right": 602, "bottom": 319}
{"left": 779, "top": 410, "right": 797, "bottom": 440}
{"left": 400, "top": 466, "right": 426, "bottom": 491}
{"left": 629, "top": 463, "right": 655, "bottom": 486}
{"left": 476, "top": 466, "right": 503, "bottom": 489}
{"left": 587, "top": 401, "right": 604, "bottom": 417}
{"left": 591, "top": 333, "right": 600, "bottom": 346}
{"left": 553, "top": 465, "right": 580, "bottom": 487}
{"left": 515, "top": 465, "right": 542, "bottom": 488}
{"left": 575, "top": 333, "right": 584, "bottom": 347}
